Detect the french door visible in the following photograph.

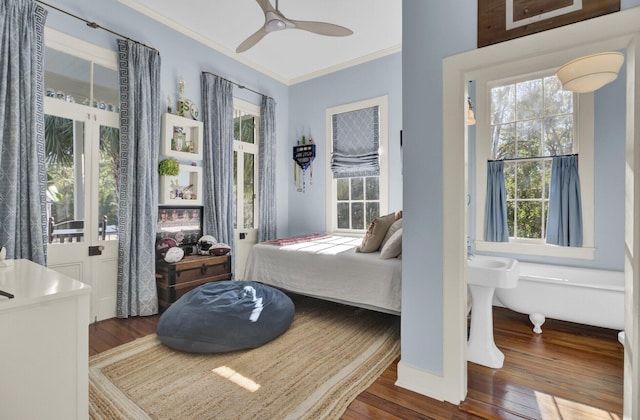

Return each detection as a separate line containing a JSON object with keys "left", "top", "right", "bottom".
{"left": 45, "top": 98, "right": 120, "bottom": 322}
{"left": 233, "top": 100, "right": 260, "bottom": 278}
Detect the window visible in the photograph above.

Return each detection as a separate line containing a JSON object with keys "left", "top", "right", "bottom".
{"left": 475, "top": 71, "right": 594, "bottom": 259}
{"left": 490, "top": 75, "right": 573, "bottom": 241}
{"left": 326, "top": 96, "right": 389, "bottom": 234}
{"left": 233, "top": 100, "right": 259, "bottom": 231}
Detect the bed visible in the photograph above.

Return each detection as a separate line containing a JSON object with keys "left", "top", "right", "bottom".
{"left": 243, "top": 234, "right": 402, "bottom": 314}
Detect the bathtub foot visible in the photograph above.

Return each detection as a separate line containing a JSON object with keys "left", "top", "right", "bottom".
{"left": 529, "top": 313, "right": 545, "bottom": 334}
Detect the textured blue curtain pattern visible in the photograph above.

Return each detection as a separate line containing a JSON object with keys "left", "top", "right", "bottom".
{"left": 201, "top": 73, "right": 235, "bottom": 249}
{"left": 0, "top": 0, "right": 47, "bottom": 265}
{"left": 484, "top": 161, "right": 509, "bottom": 242}
{"left": 116, "top": 39, "right": 161, "bottom": 317}
{"left": 331, "top": 105, "right": 379, "bottom": 178}
{"left": 546, "top": 155, "right": 583, "bottom": 247}
{"left": 258, "top": 96, "right": 276, "bottom": 242}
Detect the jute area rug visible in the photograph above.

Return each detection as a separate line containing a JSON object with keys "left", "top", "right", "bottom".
{"left": 89, "top": 294, "right": 400, "bottom": 420}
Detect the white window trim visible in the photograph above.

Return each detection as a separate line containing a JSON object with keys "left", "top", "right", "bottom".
{"left": 45, "top": 28, "right": 117, "bottom": 70}
{"left": 325, "top": 95, "right": 389, "bottom": 234}
{"left": 474, "top": 72, "right": 595, "bottom": 259}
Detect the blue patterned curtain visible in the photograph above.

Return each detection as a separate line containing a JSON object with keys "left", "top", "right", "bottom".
{"left": 0, "top": 0, "right": 47, "bottom": 265}
{"left": 546, "top": 155, "right": 583, "bottom": 247}
{"left": 331, "top": 106, "right": 379, "bottom": 178}
{"left": 116, "top": 39, "right": 161, "bottom": 317}
{"left": 201, "top": 73, "right": 234, "bottom": 249}
{"left": 484, "top": 161, "right": 509, "bottom": 242}
{"left": 258, "top": 96, "right": 276, "bottom": 242}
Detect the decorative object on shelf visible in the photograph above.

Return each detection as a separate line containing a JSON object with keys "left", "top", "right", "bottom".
{"left": 175, "top": 75, "right": 199, "bottom": 120}
{"left": 167, "top": 95, "right": 173, "bottom": 113}
{"left": 292, "top": 135, "right": 315, "bottom": 193}
{"left": 162, "top": 113, "right": 203, "bottom": 160}
{"left": 160, "top": 164, "right": 203, "bottom": 205}
{"left": 158, "top": 158, "right": 180, "bottom": 176}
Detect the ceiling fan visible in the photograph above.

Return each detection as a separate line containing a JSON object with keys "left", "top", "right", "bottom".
{"left": 236, "top": 0, "right": 353, "bottom": 53}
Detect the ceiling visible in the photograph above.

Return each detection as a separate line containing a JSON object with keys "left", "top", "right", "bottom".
{"left": 118, "top": 0, "right": 402, "bottom": 85}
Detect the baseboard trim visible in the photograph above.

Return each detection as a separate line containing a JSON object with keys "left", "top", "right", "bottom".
{"left": 395, "top": 360, "right": 463, "bottom": 404}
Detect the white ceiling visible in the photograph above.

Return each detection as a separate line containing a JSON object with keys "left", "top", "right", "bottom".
{"left": 118, "top": 0, "right": 402, "bottom": 85}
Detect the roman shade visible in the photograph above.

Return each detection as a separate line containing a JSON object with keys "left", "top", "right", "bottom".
{"left": 331, "top": 105, "right": 380, "bottom": 178}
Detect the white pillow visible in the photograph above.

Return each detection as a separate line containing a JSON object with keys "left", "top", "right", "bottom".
{"left": 380, "top": 228, "right": 402, "bottom": 259}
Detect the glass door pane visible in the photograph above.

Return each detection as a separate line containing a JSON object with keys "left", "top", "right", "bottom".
{"left": 45, "top": 114, "right": 86, "bottom": 244}
{"left": 98, "top": 125, "right": 119, "bottom": 240}
{"left": 243, "top": 152, "right": 255, "bottom": 229}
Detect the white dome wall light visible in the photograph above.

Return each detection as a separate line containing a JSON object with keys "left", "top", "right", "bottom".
{"left": 556, "top": 52, "right": 625, "bottom": 93}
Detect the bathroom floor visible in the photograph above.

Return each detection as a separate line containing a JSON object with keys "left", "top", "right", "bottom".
{"left": 461, "top": 306, "right": 624, "bottom": 418}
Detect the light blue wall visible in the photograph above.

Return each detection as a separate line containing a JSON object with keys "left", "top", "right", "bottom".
{"left": 402, "top": 0, "right": 476, "bottom": 373}
{"left": 287, "top": 53, "right": 403, "bottom": 236}
{"left": 44, "top": 0, "right": 291, "bottom": 237}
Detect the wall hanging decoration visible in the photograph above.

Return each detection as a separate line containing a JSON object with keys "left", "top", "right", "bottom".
{"left": 293, "top": 136, "right": 315, "bottom": 193}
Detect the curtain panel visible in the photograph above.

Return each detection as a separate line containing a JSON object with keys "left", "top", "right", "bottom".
{"left": 116, "top": 39, "right": 161, "bottom": 317}
{"left": 258, "top": 96, "right": 277, "bottom": 242}
{"left": 331, "top": 105, "right": 380, "bottom": 179}
{"left": 0, "top": 0, "right": 48, "bottom": 265}
{"left": 484, "top": 160, "right": 509, "bottom": 242}
{"left": 201, "top": 73, "right": 235, "bottom": 249}
{"left": 546, "top": 155, "right": 583, "bottom": 247}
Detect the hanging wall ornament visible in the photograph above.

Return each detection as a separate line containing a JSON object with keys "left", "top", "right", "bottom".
{"left": 292, "top": 142, "right": 315, "bottom": 193}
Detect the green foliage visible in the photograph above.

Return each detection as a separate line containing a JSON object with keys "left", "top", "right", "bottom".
{"left": 158, "top": 159, "right": 180, "bottom": 176}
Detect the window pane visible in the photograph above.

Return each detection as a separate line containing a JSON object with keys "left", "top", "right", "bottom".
{"left": 544, "top": 76, "right": 573, "bottom": 115}
{"left": 515, "top": 120, "right": 542, "bottom": 158}
{"left": 233, "top": 151, "right": 238, "bottom": 229}
{"left": 504, "top": 162, "right": 516, "bottom": 199}
{"left": 491, "top": 123, "right": 515, "bottom": 159}
{"left": 365, "top": 202, "right": 379, "bottom": 225}
{"left": 351, "top": 178, "right": 364, "bottom": 200}
{"left": 98, "top": 126, "right": 119, "bottom": 241}
{"left": 244, "top": 152, "right": 255, "bottom": 229}
{"left": 490, "top": 85, "right": 515, "bottom": 125}
{"left": 506, "top": 201, "right": 515, "bottom": 237}
{"left": 337, "top": 178, "right": 349, "bottom": 201}
{"left": 365, "top": 177, "right": 379, "bottom": 200}
{"left": 337, "top": 203, "right": 350, "bottom": 229}
{"left": 351, "top": 203, "right": 364, "bottom": 230}
{"left": 517, "top": 201, "right": 543, "bottom": 239}
{"left": 516, "top": 161, "right": 543, "bottom": 199}
{"left": 45, "top": 115, "right": 85, "bottom": 243}
{"left": 544, "top": 160, "right": 552, "bottom": 199}
{"left": 516, "top": 79, "right": 542, "bottom": 121}
{"left": 544, "top": 115, "right": 573, "bottom": 155}
{"left": 241, "top": 115, "right": 255, "bottom": 144}
{"left": 45, "top": 48, "right": 91, "bottom": 105}
{"left": 93, "top": 64, "right": 119, "bottom": 112}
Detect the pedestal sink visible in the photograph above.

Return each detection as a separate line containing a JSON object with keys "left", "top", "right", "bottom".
{"left": 467, "top": 255, "right": 519, "bottom": 368}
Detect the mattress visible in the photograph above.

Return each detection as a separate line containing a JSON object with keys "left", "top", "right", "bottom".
{"left": 243, "top": 235, "right": 401, "bottom": 314}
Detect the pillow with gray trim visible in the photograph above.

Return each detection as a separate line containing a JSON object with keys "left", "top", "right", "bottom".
{"left": 357, "top": 213, "right": 395, "bottom": 253}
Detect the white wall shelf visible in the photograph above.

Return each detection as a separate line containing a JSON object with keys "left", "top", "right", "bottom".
{"left": 161, "top": 113, "right": 203, "bottom": 161}
{"left": 160, "top": 164, "right": 203, "bottom": 206}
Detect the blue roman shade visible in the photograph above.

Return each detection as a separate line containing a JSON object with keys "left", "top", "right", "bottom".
{"left": 331, "top": 106, "right": 379, "bottom": 178}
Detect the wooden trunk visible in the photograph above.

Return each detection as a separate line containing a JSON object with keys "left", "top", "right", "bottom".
{"left": 156, "top": 254, "right": 232, "bottom": 312}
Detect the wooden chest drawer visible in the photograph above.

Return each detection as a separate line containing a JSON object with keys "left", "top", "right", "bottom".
{"left": 156, "top": 254, "right": 232, "bottom": 312}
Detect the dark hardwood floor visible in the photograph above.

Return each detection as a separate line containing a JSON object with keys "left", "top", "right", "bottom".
{"left": 89, "top": 306, "right": 624, "bottom": 419}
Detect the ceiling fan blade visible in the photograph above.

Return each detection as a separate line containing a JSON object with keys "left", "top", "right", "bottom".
{"left": 290, "top": 20, "right": 353, "bottom": 37}
{"left": 236, "top": 26, "right": 269, "bottom": 53}
{"left": 256, "top": 0, "right": 276, "bottom": 14}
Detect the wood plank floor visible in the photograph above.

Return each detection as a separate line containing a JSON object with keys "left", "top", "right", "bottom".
{"left": 89, "top": 305, "right": 623, "bottom": 419}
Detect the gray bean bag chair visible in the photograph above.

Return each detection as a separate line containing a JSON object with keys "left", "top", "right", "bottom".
{"left": 156, "top": 280, "right": 295, "bottom": 353}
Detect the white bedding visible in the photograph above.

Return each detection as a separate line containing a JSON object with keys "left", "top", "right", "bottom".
{"left": 243, "top": 235, "right": 401, "bottom": 314}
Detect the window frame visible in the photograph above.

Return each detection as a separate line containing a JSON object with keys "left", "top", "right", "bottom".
{"left": 325, "top": 95, "right": 389, "bottom": 235}
{"left": 474, "top": 69, "right": 595, "bottom": 259}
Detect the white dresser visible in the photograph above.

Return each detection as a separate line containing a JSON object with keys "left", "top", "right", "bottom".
{"left": 0, "top": 259, "right": 91, "bottom": 420}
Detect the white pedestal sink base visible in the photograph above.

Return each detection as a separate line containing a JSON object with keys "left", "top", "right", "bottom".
{"left": 467, "top": 283, "right": 504, "bottom": 369}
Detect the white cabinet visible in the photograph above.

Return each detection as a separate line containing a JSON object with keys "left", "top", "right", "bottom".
{"left": 0, "top": 259, "right": 91, "bottom": 420}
